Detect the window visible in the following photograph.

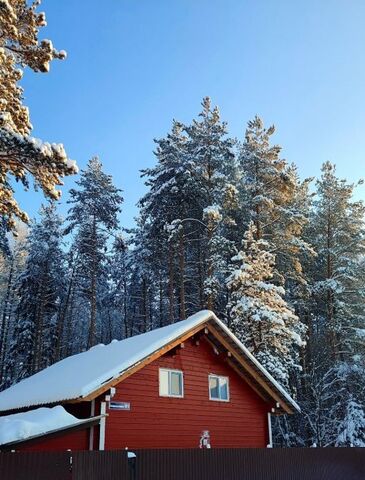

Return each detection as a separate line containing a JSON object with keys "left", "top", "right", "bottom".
{"left": 209, "top": 375, "right": 229, "bottom": 401}
{"left": 159, "top": 368, "right": 184, "bottom": 398}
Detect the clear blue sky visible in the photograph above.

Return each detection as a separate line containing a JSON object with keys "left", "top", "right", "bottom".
{"left": 19, "top": 0, "right": 365, "bottom": 227}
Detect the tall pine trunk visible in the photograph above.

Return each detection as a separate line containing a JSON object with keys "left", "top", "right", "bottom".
{"left": 159, "top": 275, "right": 163, "bottom": 327}
{"left": 0, "top": 260, "right": 14, "bottom": 383}
{"left": 326, "top": 205, "right": 336, "bottom": 359}
{"left": 206, "top": 226, "right": 214, "bottom": 310}
{"left": 141, "top": 277, "right": 149, "bottom": 332}
{"left": 197, "top": 233, "right": 204, "bottom": 309}
{"left": 123, "top": 275, "right": 129, "bottom": 338}
{"left": 88, "top": 216, "right": 98, "bottom": 349}
{"left": 65, "top": 289, "right": 76, "bottom": 357}
{"left": 254, "top": 160, "right": 262, "bottom": 240}
{"left": 32, "top": 274, "right": 47, "bottom": 374}
{"left": 168, "top": 243, "right": 175, "bottom": 323}
{"left": 178, "top": 229, "right": 186, "bottom": 319}
{"left": 55, "top": 262, "right": 76, "bottom": 361}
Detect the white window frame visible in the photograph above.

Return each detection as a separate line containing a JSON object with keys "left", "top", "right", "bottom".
{"left": 159, "top": 368, "right": 184, "bottom": 398}
{"left": 208, "top": 374, "right": 230, "bottom": 402}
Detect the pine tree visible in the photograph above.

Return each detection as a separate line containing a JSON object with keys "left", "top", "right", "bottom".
{"left": 140, "top": 99, "right": 237, "bottom": 322}
{"left": 293, "top": 162, "right": 365, "bottom": 446}
{"left": 307, "top": 162, "right": 365, "bottom": 361}
{"left": 53, "top": 249, "right": 78, "bottom": 361}
{"left": 127, "top": 215, "right": 163, "bottom": 334}
{"left": 238, "top": 117, "right": 313, "bottom": 289}
{"left": 184, "top": 97, "right": 236, "bottom": 312}
{"left": 7, "top": 204, "right": 65, "bottom": 382}
{"left": 0, "top": 0, "right": 77, "bottom": 231}
{"left": 107, "top": 234, "right": 132, "bottom": 338}
{"left": 139, "top": 120, "right": 188, "bottom": 321}
{"left": 65, "top": 157, "right": 123, "bottom": 348}
{"left": 0, "top": 218, "right": 10, "bottom": 256}
{"left": 0, "top": 225, "right": 27, "bottom": 387}
{"left": 227, "top": 223, "right": 306, "bottom": 387}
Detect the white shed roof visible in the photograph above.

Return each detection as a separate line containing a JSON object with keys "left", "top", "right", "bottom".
{"left": 0, "top": 406, "right": 93, "bottom": 446}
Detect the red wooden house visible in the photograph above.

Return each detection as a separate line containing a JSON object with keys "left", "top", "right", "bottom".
{"left": 0, "top": 311, "right": 299, "bottom": 452}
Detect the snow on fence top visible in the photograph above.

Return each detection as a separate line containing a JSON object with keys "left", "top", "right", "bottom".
{"left": 0, "top": 406, "right": 84, "bottom": 446}
{"left": 0, "top": 310, "right": 299, "bottom": 413}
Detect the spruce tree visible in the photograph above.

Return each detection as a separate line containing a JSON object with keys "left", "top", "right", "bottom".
{"left": 65, "top": 157, "right": 123, "bottom": 348}
{"left": 7, "top": 204, "right": 65, "bottom": 382}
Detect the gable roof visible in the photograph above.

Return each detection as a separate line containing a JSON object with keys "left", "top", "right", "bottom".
{"left": 0, "top": 310, "right": 300, "bottom": 414}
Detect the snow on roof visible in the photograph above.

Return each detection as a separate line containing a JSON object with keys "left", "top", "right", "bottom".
{"left": 0, "top": 310, "right": 299, "bottom": 413}
{"left": 0, "top": 311, "right": 212, "bottom": 412}
{"left": 0, "top": 406, "right": 88, "bottom": 446}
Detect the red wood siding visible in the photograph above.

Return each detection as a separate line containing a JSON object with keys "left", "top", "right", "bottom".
{"left": 103, "top": 337, "right": 271, "bottom": 450}
{"left": 16, "top": 428, "right": 89, "bottom": 452}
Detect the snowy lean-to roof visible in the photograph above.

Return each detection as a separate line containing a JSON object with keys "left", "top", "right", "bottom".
{"left": 0, "top": 310, "right": 299, "bottom": 413}
{"left": 0, "top": 406, "right": 93, "bottom": 447}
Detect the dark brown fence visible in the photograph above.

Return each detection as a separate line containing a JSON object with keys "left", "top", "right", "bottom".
{"left": 0, "top": 451, "right": 71, "bottom": 480}
{"left": 73, "top": 450, "right": 129, "bottom": 480}
{"left": 0, "top": 448, "right": 364, "bottom": 480}
{"left": 133, "top": 448, "right": 365, "bottom": 480}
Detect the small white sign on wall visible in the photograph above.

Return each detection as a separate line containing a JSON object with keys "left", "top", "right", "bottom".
{"left": 109, "top": 401, "right": 131, "bottom": 410}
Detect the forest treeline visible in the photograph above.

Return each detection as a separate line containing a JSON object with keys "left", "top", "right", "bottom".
{"left": 0, "top": 98, "right": 364, "bottom": 447}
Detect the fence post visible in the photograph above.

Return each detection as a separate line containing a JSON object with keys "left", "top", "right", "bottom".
{"left": 127, "top": 451, "right": 137, "bottom": 480}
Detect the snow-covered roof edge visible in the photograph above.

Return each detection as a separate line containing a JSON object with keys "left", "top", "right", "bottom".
{"left": 0, "top": 310, "right": 299, "bottom": 414}
{"left": 79, "top": 310, "right": 216, "bottom": 401}
{"left": 207, "top": 312, "right": 301, "bottom": 413}
{"left": 82, "top": 309, "right": 300, "bottom": 413}
{"left": 0, "top": 411, "right": 102, "bottom": 449}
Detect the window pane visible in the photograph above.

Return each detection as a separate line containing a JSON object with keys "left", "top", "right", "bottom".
{"left": 159, "top": 369, "right": 169, "bottom": 396}
{"left": 219, "top": 378, "right": 228, "bottom": 400}
{"left": 170, "top": 371, "right": 182, "bottom": 396}
{"left": 209, "top": 376, "right": 219, "bottom": 399}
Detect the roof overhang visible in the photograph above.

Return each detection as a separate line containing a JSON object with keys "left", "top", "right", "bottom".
{"left": 205, "top": 319, "right": 300, "bottom": 414}
{"left": 72, "top": 312, "right": 300, "bottom": 414}
{"left": 0, "top": 311, "right": 300, "bottom": 416}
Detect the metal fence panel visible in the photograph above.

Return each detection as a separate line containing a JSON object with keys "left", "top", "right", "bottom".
{"left": 134, "top": 448, "right": 365, "bottom": 480}
{"left": 72, "top": 450, "right": 129, "bottom": 480}
{"left": 0, "top": 448, "right": 364, "bottom": 480}
{"left": 0, "top": 451, "right": 71, "bottom": 480}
